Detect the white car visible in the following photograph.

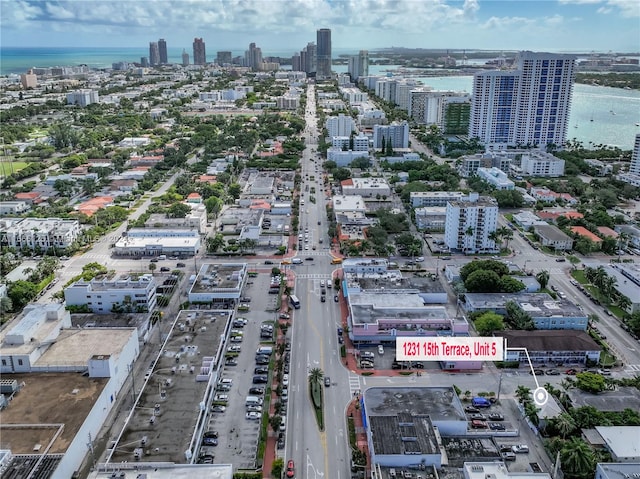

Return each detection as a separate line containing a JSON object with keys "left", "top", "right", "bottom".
{"left": 378, "top": 345, "right": 384, "bottom": 355}
{"left": 512, "top": 444, "right": 529, "bottom": 453}
{"left": 246, "top": 411, "right": 261, "bottom": 420}
{"left": 415, "top": 256, "right": 425, "bottom": 262}
{"left": 214, "top": 394, "right": 229, "bottom": 402}
{"left": 282, "top": 374, "right": 289, "bottom": 387}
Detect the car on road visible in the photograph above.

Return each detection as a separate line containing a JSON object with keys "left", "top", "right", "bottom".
{"left": 176, "top": 262, "right": 186, "bottom": 267}
{"left": 512, "top": 444, "right": 529, "bottom": 453}
{"left": 246, "top": 412, "right": 261, "bottom": 420}
{"left": 324, "top": 376, "right": 331, "bottom": 387}
{"left": 264, "top": 260, "right": 274, "bottom": 265}
{"left": 211, "top": 405, "right": 226, "bottom": 413}
{"left": 305, "top": 257, "right": 314, "bottom": 261}
{"left": 286, "top": 460, "right": 295, "bottom": 478}
{"left": 334, "top": 295, "right": 339, "bottom": 302}
{"left": 321, "top": 295, "right": 326, "bottom": 302}
{"left": 378, "top": 345, "right": 384, "bottom": 355}
{"left": 545, "top": 369, "right": 560, "bottom": 375}
{"left": 160, "top": 267, "right": 170, "bottom": 272}
{"left": 555, "top": 258, "right": 566, "bottom": 262}
{"left": 598, "top": 369, "right": 612, "bottom": 376}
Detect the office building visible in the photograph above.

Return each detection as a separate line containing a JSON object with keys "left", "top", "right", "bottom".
{"left": 348, "top": 50, "right": 369, "bottom": 81}
{"left": 316, "top": 28, "right": 332, "bottom": 79}
{"left": 444, "top": 196, "right": 499, "bottom": 253}
{"left": 158, "top": 38, "right": 168, "bottom": 64}
{"left": 245, "top": 42, "right": 263, "bottom": 71}
{"left": 181, "top": 49, "right": 189, "bottom": 66}
{"left": 193, "top": 37, "right": 206, "bottom": 65}
{"left": 470, "top": 51, "right": 576, "bottom": 149}
{"left": 372, "top": 121, "right": 409, "bottom": 149}
{"left": 65, "top": 274, "right": 158, "bottom": 313}
{"left": 149, "top": 41, "right": 160, "bottom": 66}
{"left": 326, "top": 114, "right": 355, "bottom": 138}
{"left": 217, "top": 51, "right": 232, "bottom": 65}
{"left": 1, "top": 218, "right": 81, "bottom": 251}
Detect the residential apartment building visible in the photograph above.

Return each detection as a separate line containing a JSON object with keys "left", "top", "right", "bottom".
{"left": 520, "top": 151, "right": 565, "bottom": 177}
{"left": 410, "top": 191, "right": 468, "bottom": 208}
{"left": 630, "top": 134, "right": 640, "bottom": 175}
{"left": 300, "top": 42, "right": 316, "bottom": 75}
{"left": 67, "top": 89, "right": 99, "bottom": 107}
{"left": 415, "top": 207, "right": 447, "bottom": 231}
{"left": 459, "top": 152, "right": 512, "bottom": 177}
{"left": 149, "top": 41, "right": 160, "bottom": 66}
{"left": 476, "top": 167, "right": 515, "bottom": 190}
{"left": 470, "top": 51, "right": 576, "bottom": 149}
{"left": 326, "top": 114, "right": 355, "bottom": 138}
{"left": 444, "top": 196, "right": 499, "bottom": 253}
{"left": 65, "top": 274, "right": 157, "bottom": 313}
{"left": 0, "top": 201, "right": 31, "bottom": 215}
{"left": 1, "top": 218, "right": 80, "bottom": 251}
{"left": 158, "top": 38, "right": 168, "bottom": 64}
{"left": 394, "top": 80, "right": 422, "bottom": 111}
{"left": 409, "top": 90, "right": 471, "bottom": 129}
{"left": 193, "top": 38, "right": 206, "bottom": 65}
{"left": 316, "top": 28, "right": 332, "bottom": 79}
{"left": 181, "top": 49, "right": 189, "bottom": 66}
{"left": 372, "top": 121, "right": 409, "bottom": 149}
{"left": 375, "top": 79, "right": 398, "bottom": 103}
{"left": 348, "top": 50, "right": 369, "bottom": 81}
{"left": 216, "top": 51, "right": 232, "bottom": 65}
{"left": 326, "top": 148, "right": 370, "bottom": 166}
{"left": 245, "top": 42, "right": 263, "bottom": 71}
{"left": 331, "top": 133, "right": 368, "bottom": 151}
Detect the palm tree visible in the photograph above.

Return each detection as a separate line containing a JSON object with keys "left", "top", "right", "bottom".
{"left": 515, "top": 385, "right": 531, "bottom": 404}
{"left": 560, "top": 437, "right": 595, "bottom": 478}
{"left": 464, "top": 226, "right": 474, "bottom": 253}
{"left": 593, "top": 266, "right": 608, "bottom": 289}
{"left": 308, "top": 368, "right": 324, "bottom": 388}
{"left": 488, "top": 230, "right": 502, "bottom": 252}
{"left": 555, "top": 412, "right": 577, "bottom": 439}
{"left": 536, "top": 270, "right": 550, "bottom": 290}
{"left": 615, "top": 294, "right": 631, "bottom": 313}
{"left": 524, "top": 402, "right": 540, "bottom": 427}
{"left": 617, "top": 231, "right": 630, "bottom": 253}
{"left": 500, "top": 227, "right": 514, "bottom": 251}
{"left": 601, "top": 275, "right": 618, "bottom": 299}
{"left": 148, "top": 263, "right": 156, "bottom": 273}
{"left": 584, "top": 266, "right": 596, "bottom": 283}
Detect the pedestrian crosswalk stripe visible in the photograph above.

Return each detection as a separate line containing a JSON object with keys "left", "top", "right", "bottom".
{"left": 624, "top": 364, "right": 640, "bottom": 372}
{"left": 348, "top": 374, "right": 361, "bottom": 396}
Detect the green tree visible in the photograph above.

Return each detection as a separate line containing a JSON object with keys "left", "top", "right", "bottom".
{"left": 575, "top": 371, "right": 606, "bottom": 394}
{"left": 308, "top": 367, "right": 324, "bottom": 388}
{"left": 536, "top": 270, "right": 550, "bottom": 290}
{"left": 149, "top": 263, "right": 156, "bottom": 273}
{"left": 228, "top": 183, "right": 242, "bottom": 199}
{"left": 554, "top": 412, "right": 577, "bottom": 439}
{"left": 515, "top": 385, "right": 531, "bottom": 404}
{"left": 333, "top": 168, "right": 352, "bottom": 182}
{"left": 7, "top": 280, "right": 39, "bottom": 310}
{"left": 474, "top": 312, "right": 505, "bottom": 336}
{"left": 204, "top": 196, "right": 223, "bottom": 218}
{"left": 0, "top": 296, "right": 14, "bottom": 320}
{"left": 167, "top": 202, "right": 192, "bottom": 218}
{"left": 500, "top": 276, "right": 526, "bottom": 293}
{"left": 505, "top": 300, "right": 535, "bottom": 330}
{"left": 460, "top": 260, "right": 509, "bottom": 281}
{"left": 560, "top": 437, "right": 596, "bottom": 479}
{"left": 464, "top": 270, "right": 502, "bottom": 293}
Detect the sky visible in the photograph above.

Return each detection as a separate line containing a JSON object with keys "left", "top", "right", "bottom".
{"left": 1, "top": 0, "right": 639, "bottom": 53}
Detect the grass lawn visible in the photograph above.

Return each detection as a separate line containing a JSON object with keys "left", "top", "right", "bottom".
{"left": 599, "top": 351, "right": 617, "bottom": 367}
{"left": 0, "top": 161, "right": 29, "bottom": 176}
{"left": 571, "top": 269, "right": 588, "bottom": 284}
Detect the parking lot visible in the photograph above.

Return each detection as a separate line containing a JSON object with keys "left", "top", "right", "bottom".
{"left": 200, "top": 270, "right": 281, "bottom": 468}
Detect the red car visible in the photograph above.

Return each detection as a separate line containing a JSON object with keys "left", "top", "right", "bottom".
{"left": 286, "top": 459, "right": 295, "bottom": 478}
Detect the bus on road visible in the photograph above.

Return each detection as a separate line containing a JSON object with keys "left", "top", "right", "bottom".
{"left": 289, "top": 295, "right": 301, "bottom": 309}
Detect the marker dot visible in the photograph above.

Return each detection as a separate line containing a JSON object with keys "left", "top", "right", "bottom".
{"left": 533, "top": 387, "right": 549, "bottom": 406}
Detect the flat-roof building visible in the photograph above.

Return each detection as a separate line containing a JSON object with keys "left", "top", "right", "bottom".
{"left": 114, "top": 229, "right": 200, "bottom": 257}
{"left": 476, "top": 167, "right": 515, "bottom": 190}
{"left": 341, "top": 177, "right": 391, "bottom": 198}
{"left": 500, "top": 330, "right": 601, "bottom": 365}
{"left": 333, "top": 195, "right": 367, "bottom": 214}
{"left": 463, "top": 462, "right": 551, "bottom": 479}
{"left": 596, "top": 463, "right": 640, "bottom": 479}
{"left": 64, "top": 273, "right": 157, "bottom": 314}
{"left": 410, "top": 191, "right": 470, "bottom": 208}
{"left": 188, "top": 263, "right": 247, "bottom": 304}
{"left": 533, "top": 224, "right": 574, "bottom": 251}
{"left": 0, "top": 217, "right": 80, "bottom": 251}
{"left": 594, "top": 427, "right": 640, "bottom": 462}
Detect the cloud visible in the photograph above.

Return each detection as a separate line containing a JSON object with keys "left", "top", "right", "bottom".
{"left": 545, "top": 14, "right": 564, "bottom": 25}
{"left": 597, "top": 6, "right": 612, "bottom": 13}
{"left": 606, "top": 0, "right": 640, "bottom": 17}
{"left": 557, "top": 0, "right": 603, "bottom": 4}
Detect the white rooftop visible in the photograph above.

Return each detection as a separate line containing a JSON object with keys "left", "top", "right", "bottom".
{"left": 463, "top": 462, "right": 551, "bottom": 479}
{"left": 595, "top": 426, "right": 640, "bottom": 460}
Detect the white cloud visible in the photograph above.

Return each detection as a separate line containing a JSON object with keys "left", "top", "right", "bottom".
{"left": 606, "top": 0, "right": 640, "bottom": 17}
{"left": 545, "top": 14, "right": 564, "bottom": 25}
{"left": 597, "top": 6, "right": 612, "bottom": 13}
{"left": 557, "top": 0, "right": 603, "bottom": 4}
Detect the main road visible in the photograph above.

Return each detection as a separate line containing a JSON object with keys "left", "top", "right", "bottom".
{"left": 285, "top": 84, "right": 355, "bottom": 479}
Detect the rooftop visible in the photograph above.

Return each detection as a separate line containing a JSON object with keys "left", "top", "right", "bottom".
{"left": 110, "top": 310, "right": 230, "bottom": 464}
{"left": 89, "top": 464, "right": 233, "bottom": 479}
{"left": 570, "top": 226, "right": 602, "bottom": 243}
{"left": 595, "top": 426, "right": 640, "bottom": 459}
{"left": 533, "top": 224, "right": 573, "bottom": 242}
{"left": 463, "top": 462, "right": 550, "bottom": 479}
{"left": 369, "top": 414, "right": 440, "bottom": 456}
{"left": 363, "top": 387, "right": 466, "bottom": 423}
{"left": 350, "top": 293, "right": 449, "bottom": 325}
{"left": 596, "top": 463, "right": 640, "bottom": 479}
{"left": 440, "top": 437, "right": 500, "bottom": 466}
{"left": 191, "top": 263, "right": 246, "bottom": 293}
{"left": 0, "top": 373, "right": 108, "bottom": 454}
{"left": 498, "top": 330, "right": 600, "bottom": 352}
{"left": 464, "top": 292, "right": 584, "bottom": 317}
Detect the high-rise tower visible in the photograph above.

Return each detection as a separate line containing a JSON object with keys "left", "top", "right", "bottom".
{"left": 158, "top": 38, "right": 168, "bottom": 64}
{"left": 193, "top": 38, "right": 207, "bottom": 65}
{"left": 348, "top": 50, "right": 369, "bottom": 81}
{"left": 470, "top": 51, "right": 576, "bottom": 149}
{"left": 181, "top": 49, "right": 189, "bottom": 66}
{"left": 316, "top": 28, "right": 332, "bottom": 79}
{"left": 245, "top": 42, "right": 263, "bottom": 71}
{"left": 149, "top": 42, "right": 160, "bottom": 66}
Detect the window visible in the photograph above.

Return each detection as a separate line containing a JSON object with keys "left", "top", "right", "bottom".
{"left": 18, "top": 359, "right": 24, "bottom": 366}
{"left": 1, "top": 359, "right": 6, "bottom": 366}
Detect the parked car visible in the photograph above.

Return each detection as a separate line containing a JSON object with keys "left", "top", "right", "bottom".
{"left": 501, "top": 451, "right": 516, "bottom": 461}
{"left": 469, "top": 413, "right": 486, "bottom": 421}
{"left": 254, "top": 367, "right": 269, "bottom": 375}
{"left": 471, "top": 420, "right": 488, "bottom": 429}
{"left": 279, "top": 313, "right": 291, "bottom": 319}
{"left": 464, "top": 406, "right": 480, "bottom": 413}
{"left": 202, "top": 436, "right": 218, "bottom": 446}
{"left": 488, "top": 413, "right": 504, "bottom": 421}
{"left": 253, "top": 375, "right": 268, "bottom": 384}
{"left": 225, "top": 357, "right": 238, "bottom": 366}
{"left": 246, "top": 412, "right": 261, "bottom": 420}
{"left": 490, "top": 422, "right": 506, "bottom": 431}
{"left": 211, "top": 405, "right": 226, "bottom": 413}
{"left": 249, "top": 387, "right": 265, "bottom": 395}
{"left": 545, "top": 369, "right": 560, "bottom": 375}
{"left": 160, "top": 267, "right": 170, "bottom": 272}
{"left": 512, "top": 444, "right": 529, "bottom": 453}
{"left": 334, "top": 295, "right": 339, "bottom": 302}
{"left": 565, "top": 368, "right": 580, "bottom": 375}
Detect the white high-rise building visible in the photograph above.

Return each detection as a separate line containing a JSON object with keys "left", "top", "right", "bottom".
{"left": 348, "top": 50, "right": 369, "bottom": 82}
{"left": 375, "top": 79, "right": 398, "bottom": 103}
{"left": 444, "top": 196, "right": 499, "bottom": 254}
{"left": 630, "top": 134, "right": 640, "bottom": 175}
{"left": 372, "top": 122, "right": 409, "bottom": 149}
{"left": 470, "top": 51, "right": 576, "bottom": 149}
{"left": 326, "top": 114, "right": 355, "bottom": 138}
{"left": 66, "top": 89, "right": 99, "bottom": 107}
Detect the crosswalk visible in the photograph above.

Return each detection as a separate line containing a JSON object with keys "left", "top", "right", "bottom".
{"left": 296, "top": 273, "right": 333, "bottom": 280}
{"left": 348, "top": 373, "right": 361, "bottom": 397}
{"left": 81, "top": 253, "right": 112, "bottom": 261}
{"left": 624, "top": 364, "right": 640, "bottom": 373}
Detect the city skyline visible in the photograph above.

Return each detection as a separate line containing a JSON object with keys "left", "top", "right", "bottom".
{"left": 1, "top": 0, "right": 639, "bottom": 52}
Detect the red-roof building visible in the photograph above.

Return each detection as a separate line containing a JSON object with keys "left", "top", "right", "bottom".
{"left": 196, "top": 175, "right": 217, "bottom": 185}
{"left": 186, "top": 192, "right": 202, "bottom": 204}
{"left": 571, "top": 226, "right": 602, "bottom": 243}
{"left": 15, "top": 192, "right": 43, "bottom": 204}
{"left": 76, "top": 196, "right": 114, "bottom": 216}
{"left": 597, "top": 226, "right": 618, "bottom": 239}
{"left": 536, "top": 211, "right": 584, "bottom": 222}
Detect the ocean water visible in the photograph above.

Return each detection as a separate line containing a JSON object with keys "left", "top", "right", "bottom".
{"left": 3, "top": 47, "right": 639, "bottom": 149}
